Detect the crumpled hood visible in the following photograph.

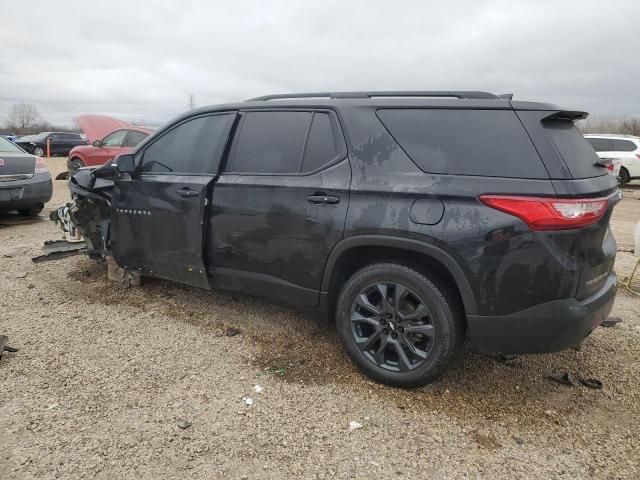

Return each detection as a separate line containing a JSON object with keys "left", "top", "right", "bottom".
{"left": 76, "top": 115, "right": 131, "bottom": 142}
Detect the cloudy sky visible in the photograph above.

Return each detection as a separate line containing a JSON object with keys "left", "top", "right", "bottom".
{"left": 1, "top": 0, "right": 639, "bottom": 127}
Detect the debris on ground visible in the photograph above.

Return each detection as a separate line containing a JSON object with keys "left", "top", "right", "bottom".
{"left": 471, "top": 431, "right": 502, "bottom": 449}
{"left": 31, "top": 239, "right": 87, "bottom": 263}
{"left": 3, "top": 249, "right": 18, "bottom": 258}
{"left": 226, "top": 327, "right": 242, "bottom": 337}
{"left": 15, "top": 271, "right": 28, "bottom": 279}
{"left": 602, "top": 317, "right": 623, "bottom": 327}
{"left": 253, "top": 385, "right": 263, "bottom": 394}
{"left": 0, "top": 336, "right": 19, "bottom": 360}
{"left": 243, "top": 397, "right": 254, "bottom": 406}
{"left": 580, "top": 378, "right": 604, "bottom": 390}
{"left": 177, "top": 420, "right": 191, "bottom": 429}
{"left": 349, "top": 421, "right": 363, "bottom": 431}
{"left": 546, "top": 372, "right": 579, "bottom": 387}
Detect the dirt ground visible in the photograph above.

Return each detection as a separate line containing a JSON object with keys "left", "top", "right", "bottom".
{"left": 1, "top": 158, "right": 639, "bottom": 479}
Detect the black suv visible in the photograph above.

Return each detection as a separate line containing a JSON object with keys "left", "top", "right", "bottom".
{"left": 16, "top": 131, "right": 87, "bottom": 157}
{"left": 57, "top": 91, "right": 619, "bottom": 388}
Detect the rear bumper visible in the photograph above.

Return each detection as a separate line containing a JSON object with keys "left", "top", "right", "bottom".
{"left": 0, "top": 174, "right": 53, "bottom": 211}
{"left": 467, "top": 271, "right": 617, "bottom": 354}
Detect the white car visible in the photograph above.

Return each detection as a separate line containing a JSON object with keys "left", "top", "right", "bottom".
{"left": 584, "top": 134, "right": 640, "bottom": 185}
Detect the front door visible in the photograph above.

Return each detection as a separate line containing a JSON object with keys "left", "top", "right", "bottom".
{"left": 110, "top": 112, "right": 237, "bottom": 288}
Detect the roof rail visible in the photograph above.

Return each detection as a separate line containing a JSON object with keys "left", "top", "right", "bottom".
{"left": 247, "top": 91, "right": 500, "bottom": 101}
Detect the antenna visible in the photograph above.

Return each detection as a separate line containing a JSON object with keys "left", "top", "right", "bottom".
{"left": 187, "top": 94, "right": 196, "bottom": 110}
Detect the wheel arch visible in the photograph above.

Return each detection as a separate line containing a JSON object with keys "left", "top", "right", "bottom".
{"left": 321, "top": 235, "right": 477, "bottom": 317}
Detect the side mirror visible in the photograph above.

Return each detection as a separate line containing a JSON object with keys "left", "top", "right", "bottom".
{"left": 114, "top": 153, "right": 135, "bottom": 174}
{"left": 91, "top": 154, "right": 135, "bottom": 180}
{"left": 92, "top": 139, "right": 103, "bottom": 147}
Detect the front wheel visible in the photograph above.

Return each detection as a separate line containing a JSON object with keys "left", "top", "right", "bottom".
{"left": 32, "top": 146, "right": 45, "bottom": 157}
{"left": 335, "top": 263, "right": 465, "bottom": 388}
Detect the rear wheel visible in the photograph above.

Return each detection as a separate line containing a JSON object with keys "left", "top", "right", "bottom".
{"left": 619, "top": 167, "right": 630, "bottom": 186}
{"left": 32, "top": 146, "right": 45, "bottom": 157}
{"left": 18, "top": 204, "right": 44, "bottom": 216}
{"left": 335, "top": 263, "right": 465, "bottom": 388}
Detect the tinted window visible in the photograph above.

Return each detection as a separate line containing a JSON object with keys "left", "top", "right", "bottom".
{"left": 301, "top": 113, "right": 337, "bottom": 173}
{"left": 612, "top": 139, "right": 637, "bottom": 152}
{"left": 102, "top": 130, "right": 127, "bottom": 147}
{"left": 141, "top": 114, "right": 235, "bottom": 174}
{"left": 377, "top": 109, "right": 548, "bottom": 178}
{"left": 586, "top": 138, "right": 613, "bottom": 152}
{"left": 123, "top": 130, "right": 148, "bottom": 148}
{"left": 231, "top": 111, "right": 312, "bottom": 174}
{"left": 63, "top": 133, "right": 80, "bottom": 140}
{"left": 543, "top": 120, "right": 604, "bottom": 178}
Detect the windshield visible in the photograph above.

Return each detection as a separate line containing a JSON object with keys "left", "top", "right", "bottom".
{"left": 0, "top": 136, "right": 25, "bottom": 153}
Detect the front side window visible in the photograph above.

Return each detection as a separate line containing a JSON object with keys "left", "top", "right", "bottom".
{"left": 230, "top": 111, "right": 312, "bottom": 174}
{"left": 102, "top": 130, "right": 127, "bottom": 147}
{"left": 586, "top": 138, "right": 613, "bottom": 152}
{"left": 140, "top": 114, "right": 235, "bottom": 174}
{"left": 123, "top": 130, "right": 148, "bottom": 148}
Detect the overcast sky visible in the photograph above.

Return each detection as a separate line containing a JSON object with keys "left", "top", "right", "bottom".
{"left": 1, "top": 0, "right": 639, "bottom": 127}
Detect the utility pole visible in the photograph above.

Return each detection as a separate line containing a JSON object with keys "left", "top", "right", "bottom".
{"left": 187, "top": 94, "right": 196, "bottom": 110}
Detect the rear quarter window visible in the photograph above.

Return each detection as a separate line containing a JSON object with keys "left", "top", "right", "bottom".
{"left": 376, "top": 109, "right": 548, "bottom": 178}
{"left": 612, "top": 139, "right": 638, "bottom": 152}
{"left": 543, "top": 120, "right": 605, "bottom": 179}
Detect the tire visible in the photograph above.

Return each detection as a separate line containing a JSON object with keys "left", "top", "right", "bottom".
{"left": 32, "top": 146, "right": 45, "bottom": 157}
{"left": 335, "top": 263, "right": 465, "bottom": 388}
{"left": 68, "top": 157, "right": 85, "bottom": 173}
{"left": 18, "top": 205, "right": 44, "bottom": 216}
{"left": 619, "top": 167, "right": 630, "bottom": 186}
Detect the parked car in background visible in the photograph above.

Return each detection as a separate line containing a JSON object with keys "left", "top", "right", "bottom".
{"left": 15, "top": 132, "right": 88, "bottom": 157}
{"left": 0, "top": 132, "right": 17, "bottom": 142}
{"left": 0, "top": 135, "right": 52, "bottom": 216}
{"left": 585, "top": 134, "right": 640, "bottom": 185}
{"left": 67, "top": 127, "right": 152, "bottom": 172}
{"left": 55, "top": 91, "right": 620, "bottom": 388}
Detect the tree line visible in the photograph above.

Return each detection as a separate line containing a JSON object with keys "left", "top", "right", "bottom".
{"left": 2, "top": 102, "right": 81, "bottom": 135}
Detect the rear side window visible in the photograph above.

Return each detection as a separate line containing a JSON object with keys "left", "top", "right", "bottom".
{"left": 231, "top": 111, "right": 312, "bottom": 174}
{"left": 140, "top": 114, "right": 235, "bottom": 174}
{"left": 612, "top": 139, "right": 637, "bottom": 152}
{"left": 543, "top": 120, "right": 604, "bottom": 178}
{"left": 376, "top": 109, "right": 548, "bottom": 178}
{"left": 586, "top": 138, "right": 613, "bottom": 152}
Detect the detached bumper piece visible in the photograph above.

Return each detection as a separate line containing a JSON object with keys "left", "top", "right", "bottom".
{"left": 32, "top": 239, "right": 87, "bottom": 263}
{"left": 467, "top": 272, "right": 617, "bottom": 354}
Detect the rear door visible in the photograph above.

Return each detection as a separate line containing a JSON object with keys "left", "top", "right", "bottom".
{"left": 210, "top": 109, "right": 350, "bottom": 307}
{"left": 111, "top": 112, "right": 237, "bottom": 288}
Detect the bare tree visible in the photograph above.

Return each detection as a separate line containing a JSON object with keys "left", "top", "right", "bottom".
{"left": 7, "top": 103, "right": 40, "bottom": 131}
{"left": 578, "top": 115, "right": 640, "bottom": 136}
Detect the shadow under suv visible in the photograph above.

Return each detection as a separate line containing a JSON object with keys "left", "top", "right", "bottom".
{"left": 55, "top": 91, "right": 619, "bottom": 388}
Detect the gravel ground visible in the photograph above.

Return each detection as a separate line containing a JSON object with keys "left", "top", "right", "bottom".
{"left": 1, "top": 158, "right": 639, "bottom": 479}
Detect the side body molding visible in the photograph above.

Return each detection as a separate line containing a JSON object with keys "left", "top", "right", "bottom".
{"left": 320, "top": 235, "right": 477, "bottom": 315}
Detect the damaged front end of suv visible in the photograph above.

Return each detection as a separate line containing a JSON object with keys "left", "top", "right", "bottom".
{"left": 50, "top": 164, "right": 115, "bottom": 260}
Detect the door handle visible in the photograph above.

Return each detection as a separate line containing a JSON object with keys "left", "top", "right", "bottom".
{"left": 177, "top": 188, "right": 200, "bottom": 198}
{"left": 306, "top": 193, "right": 340, "bottom": 205}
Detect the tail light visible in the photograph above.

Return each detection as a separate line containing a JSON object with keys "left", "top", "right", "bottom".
{"left": 480, "top": 195, "right": 608, "bottom": 231}
{"left": 636, "top": 153, "right": 640, "bottom": 160}
{"left": 34, "top": 157, "right": 49, "bottom": 174}
{"left": 606, "top": 163, "right": 614, "bottom": 172}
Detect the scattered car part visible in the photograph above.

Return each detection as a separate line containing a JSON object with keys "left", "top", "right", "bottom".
{"left": 0, "top": 336, "right": 18, "bottom": 360}
{"left": 601, "top": 317, "right": 623, "bottom": 327}
{"left": 31, "top": 239, "right": 87, "bottom": 263}
{"left": 580, "top": 378, "right": 604, "bottom": 390}
{"left": 546, "top": 372, "right": 579, "bottom": 387}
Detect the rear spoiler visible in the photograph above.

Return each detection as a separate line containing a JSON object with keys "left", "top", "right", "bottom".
{"left": 542, "top": 110, "right": 589, "bottom": 122}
